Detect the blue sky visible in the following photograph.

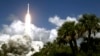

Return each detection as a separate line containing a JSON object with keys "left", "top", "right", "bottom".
{"left": 0, "top": 0, "right": 100, "bottom": 29}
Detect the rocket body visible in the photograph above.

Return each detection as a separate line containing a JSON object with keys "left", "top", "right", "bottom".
{"left": 27, "top": 3, "right": 29, "bottom": 14}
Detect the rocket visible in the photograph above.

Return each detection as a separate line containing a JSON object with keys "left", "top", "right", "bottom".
{"left": 27, "top": 3, "right": 29, "bottom": 14}
{"left": 25, "top": 3, "right": 31, "bottom": 35}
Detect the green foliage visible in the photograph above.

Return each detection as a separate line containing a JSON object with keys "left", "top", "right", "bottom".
{"left": 33, "top": 38, "right": 100, "bottom": 56}
{"left": 33, "top": 42, "right": 72, "bottom": 56}
{"left": 79, "top": 14, "right": 100, "bottom": 29}
{"left": 33, "top": 14, "right": 100, "bottom": 56}
{"left": 79, "top": 14, "right": 100, "bottom": 37}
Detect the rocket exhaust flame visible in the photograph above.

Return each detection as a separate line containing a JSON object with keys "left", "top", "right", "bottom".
{"left": 25, "top": 3, "right": 31, "bottom": 35}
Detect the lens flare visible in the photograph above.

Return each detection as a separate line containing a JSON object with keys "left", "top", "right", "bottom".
{"left": 25, "top": 3, "right": 31, "bottom": 35}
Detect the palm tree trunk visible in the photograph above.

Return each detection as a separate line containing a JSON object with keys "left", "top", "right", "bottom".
{"left": 69, "top": 40, "right": 74, "bottom": 55}
{"left": 87, "top": 28, "right": 92, "bottom": 50}
{"left": 69, "top": 40, "right": 76, "bottom": 56}
{"left": 73, "top": 38, "right": 78, "bottom": 52}
{"left": 88, "top": 29, "right": 91, "bottom": 39}
{"left": 88, "top": 29, "right": 91, "bottom": 44}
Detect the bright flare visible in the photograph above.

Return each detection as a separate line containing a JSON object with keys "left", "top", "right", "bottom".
{"left": 25, "top": 3, "right": 31, "bottom": 35}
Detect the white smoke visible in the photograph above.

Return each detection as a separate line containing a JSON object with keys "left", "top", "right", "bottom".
{"left": 0, "top": 18, "right": 57, "bottom": 56}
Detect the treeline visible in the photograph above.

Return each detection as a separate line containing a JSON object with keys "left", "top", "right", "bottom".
{"left": 33, "top": 14, "right": 100, "bottom": 56}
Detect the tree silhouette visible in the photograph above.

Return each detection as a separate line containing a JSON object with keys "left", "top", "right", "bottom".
{"left": 57, "top": 22, "right": 79, "bottom": 56}
{"left": 79, "top": 14, "right": 100, "bottom": 51}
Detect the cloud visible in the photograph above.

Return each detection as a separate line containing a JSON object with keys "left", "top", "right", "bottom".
{"left": 49, "top": 16, "right": 65, "bottom": 26}
{"left": 49, "top": 16, "right": 78, "bottom": 27}
{"left": 49, "top": 29, "right": 57, "bottom": 42}
{"left": 94, "top": 33, "right": 100, "bottom": 38}
{"left": 2, "top": 20, "right": 25, "bottom": 35}
{"left": 66, "top": 16, "right": 78, "bottom": 23}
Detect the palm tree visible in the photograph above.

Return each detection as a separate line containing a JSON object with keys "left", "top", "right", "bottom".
{"left": 78, "top": 14, "right": 100, "bottom": 50}
{"left": 75, "top": 23, "right": 86, "bottom": 38}
{"left": 57, "top": 22, "right": 78, "bottom": 55}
